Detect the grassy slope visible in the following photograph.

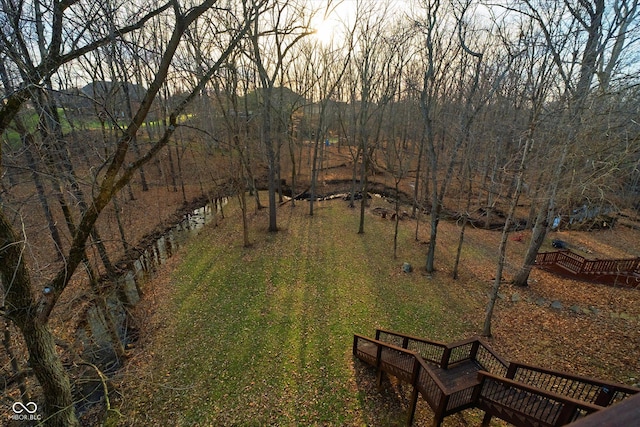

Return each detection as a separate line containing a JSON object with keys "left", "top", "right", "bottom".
{"left": 121, "top": 199, "right": 484, "bottom": 426}
{"left": 119, "top": 196, "right": 640, "bottom": 426}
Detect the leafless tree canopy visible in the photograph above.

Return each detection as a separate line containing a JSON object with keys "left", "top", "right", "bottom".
{"left": 1, "top": 0, "right": 639, "bottom": 424}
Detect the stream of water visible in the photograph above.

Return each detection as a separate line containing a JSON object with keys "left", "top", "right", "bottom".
{"left": 75, "top": 198, "right": 227, "bottom": 415}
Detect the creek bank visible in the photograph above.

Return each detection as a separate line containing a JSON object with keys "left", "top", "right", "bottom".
{"left": 74, "top": 195, "right": 228, "bottom": 422}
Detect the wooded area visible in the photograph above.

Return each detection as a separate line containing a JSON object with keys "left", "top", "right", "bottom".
{"left": 1, "top": 0, "right": 639, "bottom": 424}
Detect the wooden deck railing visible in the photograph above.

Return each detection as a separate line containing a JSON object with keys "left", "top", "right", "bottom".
{"left": 354, "top": 333, "right": 482, "bottom": 426}
{"left": 412, "top": 356, "right": 446, "bottom": 411}
{"left": 536, "top": 251, "right": 588, "bottom": 273}
{"left": 475, "top": 339, "right": 510, "bottom": 377}
{"left": 443, "top": 338, "right": 475, "bottom": 367}
{"left": 376, "top": 329, "right": 447, "bottom": 366}
{"left": 354, "top": 330, "right": 639, "bottom": 426}
{"left": 565, "top": 393, "right": 640, "bottom": 426}
{"left": 506, "top": 361, "right": 639, "bottom": 407}
{"left": 535, "top": 250, "right": 640, "bottom": 287}
{"left": 375, "top": 329, "right": 508, "bottom": 375}
{"left": 353, "top": 334, "right": 418, "bottom": 388}
{"left": 477, "top": 372, "right": 603, "bottom": 427}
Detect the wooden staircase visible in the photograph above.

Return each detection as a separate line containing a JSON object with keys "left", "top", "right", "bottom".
{"left": 353, "top": 329, "right": 639, "bottom": 426}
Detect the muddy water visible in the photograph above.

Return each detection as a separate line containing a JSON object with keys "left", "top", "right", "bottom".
{"left": 75, "top": 199, "right": 227, "bottom": 415}
{"left": 117, "top": 202, "right": 222, "bottom": 306}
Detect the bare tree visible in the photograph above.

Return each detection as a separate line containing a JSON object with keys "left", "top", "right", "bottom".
{"left": 483, "top": 138, "right": 531, "bottom": 337}
{"left": 378, "top": 24, "right": 416, "bottom": 257}
{"left": 345, "top": 3, "right": 399, "bottom": 234}
{"left": 0, "top": 1, "right": 257, "bottom": 423}
{"left": 249, "top": 0, "right": 313, "bottom": 232}
{"left": 303, "top": 21, "right": 355, "bottom": 216}
{"left": 418, "top": 0, "right": 495, "bottom": 273}
{"left": 212, "top": 51, "right": 258, "bottom": 247}
{"left": 509, "top": 0, "right": 640, "bottom": 286}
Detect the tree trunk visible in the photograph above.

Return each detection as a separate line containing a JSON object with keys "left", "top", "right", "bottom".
{"left": 349, "top": 146, "right": 362, "bottom": 209}
{"left": 358, "top": 144, "right": 369, "bottom": 234}
{"left": 175, "top": 143, "right": 187, "bottom": 203}
{"left": 24, "top": 131, "right": 64, "bottom": 260}
{"left": 309, "top": 136, "right": 321, "bottom": 216}
{"left": 1, "top": 208, "right": 77, "bottom": 425}
{"left": 453, "top": 166, "right": 473, "bottom": 279}
{"left": 393, "top": 179, "right": 400, "bottom": 258}
{"left": 262, "top": 88, "right": 278, "bottom": 232}
{"left": 21, "top": 320, "right": 78, "bottom": 427}
{"left": 512, "top": 137, "right": 569, "bottom": 287}
{"left": 112, "top": 194, "right": 129, "bottom": 254}
{"left": 236, "top": 159, "right": 251, "bottom": 247}
{"left": 426, "top": 210, "right": 439, "bottom": 272}
{"left": 512, "top": 200, "right": 550, "bottom": 286}
{"left": 167, "top": 140, "right": 178, "bottom": 192}
{"left": 3, "top": 321, "right": 30, "bottom": 400}
{"left": 425, "top": 135, "right": 438, "bottom": 273}
{"left": 240, "top": 189, "right": 250, "bottom": 247}
{"left": 483, "top": 139, "right": 530, "bottom": 337}
{"left": 412, "top": 135, "right": 425, "bottom": 218}
{"left": 90, "top": 229, "right": 117, "bottom": 278}
{"left": 358, "top": 171, "right": 368, "bottom": 234}
{"left": 288, "top": 131, "right": 297, "bottom": 209}
{"left": 276, "top": 140, "right": 283, "bottom": 204}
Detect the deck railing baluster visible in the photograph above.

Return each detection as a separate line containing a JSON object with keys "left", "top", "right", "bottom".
{"left": 356, "top": 333, "right": 638, "bottom": 426}
{"left": 536, "top": 251, "right": 640, "bottom": 286}
{"left": 477, "top": 372, "right": 604, "bottom": 426}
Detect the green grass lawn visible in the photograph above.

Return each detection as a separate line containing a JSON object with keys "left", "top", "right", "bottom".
{"left": 119, "top": 199, "right": 485, "bottom": 426}
{"left": 3, "top": 111, "right": 190, "bottom": 148}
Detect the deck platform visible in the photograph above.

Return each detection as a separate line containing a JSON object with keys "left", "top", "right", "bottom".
{"left": 353, "top": 329, "right": 639, "bottom": 426}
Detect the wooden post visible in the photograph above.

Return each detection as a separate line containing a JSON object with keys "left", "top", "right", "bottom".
{"left": 376, "top": 368, "right": 384, "bottom": 391}
{"left": 555, "top": 402, "right": 578, "bottom": 426}
{"left": 476, "top": 373, "right": 493, "bottom": 426}
{"left": 353, "top": 335, "right": 358, "bottom": 356}
{"left": 376, "top": 344, "right": 383, "bottom": 390}
{"left": 481, "top": 412, "right": 493, "bottom": 426}
{"left": 506, "top": 363, "right": 517, "bottom": 379}
{"left": 434, "top": 394, "right": 449, "bottom": 427}
{"left": 593, "top": 386, "right": 614, "bottom": 407}
{"left": 405, "top": 347, "right": 421, "bottom": 425}
{"left": 406, "top": 387, "right": 419, "bottom": 426}
{"left": 469, "top": 340, "right": 480, "bottom": 361}
{"left": 441, "top": 347, "right": 451, "bottom": 369}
